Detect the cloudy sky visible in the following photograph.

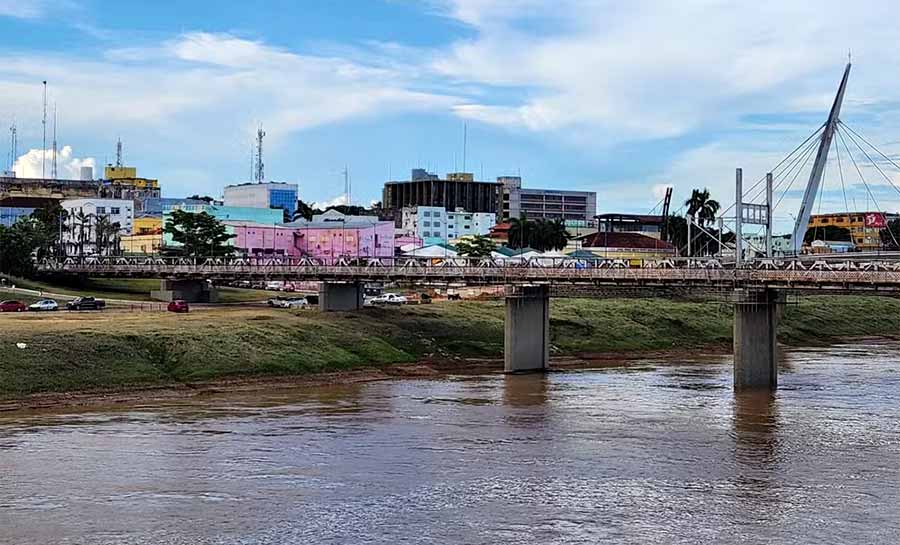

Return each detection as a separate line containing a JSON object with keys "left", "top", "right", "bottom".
{"left": 2, "top": 0, "right": 900, "bottom": 231}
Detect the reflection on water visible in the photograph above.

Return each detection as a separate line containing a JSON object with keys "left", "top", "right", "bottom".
{"left": 2, "top": 341, "right": 900, "bottom": 544}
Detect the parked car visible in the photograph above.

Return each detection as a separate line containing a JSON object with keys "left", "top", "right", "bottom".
{"left": 282, "top": 297, "right": 309, "bottom": 309}
{"left": 65, "top": 297, "right": 106, "bottom": 311}
{"left": 28, "top": 299, "right": 59, "bottom": 312}
{"left": 267, "top": 296, "right": 288, "bottom": 307}
{"left": 0, "top": 300, "right": 27, "bottom": 313}
{"left": 167, "top": 300, "right": 190, "bottom": 313}
{"left": 369, "top": 293, "right": 408, "bottom": 306}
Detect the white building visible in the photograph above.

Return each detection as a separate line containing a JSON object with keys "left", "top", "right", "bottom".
{"left": 401, "top": 206, "right": 495, "bottom": 244}
{"left": 401, "top": 206, "right": 448, "bottom": 244}
{"left": 223, "top": 182, "right": 298, "bottom": 217}
{"left": 61, "top": 198, "right": 133, "bottom": 256}
{"left": 447, "top": 209, "right": 496, "bottom": 241}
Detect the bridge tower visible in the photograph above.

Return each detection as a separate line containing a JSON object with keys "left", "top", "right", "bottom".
{"left": 790, "top": 63, "right": 851, "bottom": 254}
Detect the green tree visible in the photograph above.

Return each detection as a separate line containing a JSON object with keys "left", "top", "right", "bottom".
{"left": 508, "top": 214, "right": 570, "bottom": 251}
{"left": 881, "top": 219, "right": 900, "bottom": 250}
{"left": 292, "top": 200, "right": 316, "bottom": 221}
{"left": 804, "top": 225, "right": 851, "bottom": 244}
{"left": 28, "top": 204, "right": 67, "bottom": 258}
{"left": 455, "top": 235, "right": 497, "bottom": 257}
{"left": 164, "top": 210, "right": 235, "bottom": 256}
{"left": 684, "top": 188, "right": 721, "bottom": 227}
{"left": 95, "top": 216, "right": 122, "bottom": 256}
{"left": 0, "top": 219, "right": 43, "bottom": 277}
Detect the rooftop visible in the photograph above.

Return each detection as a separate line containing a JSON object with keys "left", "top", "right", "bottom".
{"left": 578, "top": 231, "right": 675, "bottom": 250}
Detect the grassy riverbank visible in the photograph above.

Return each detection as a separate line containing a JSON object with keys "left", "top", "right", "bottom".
{"left": 1, "top": 276, "right": 279, "bottom": 303}
{"left": 1, "top": 296, "right": 899, "bottom": 400}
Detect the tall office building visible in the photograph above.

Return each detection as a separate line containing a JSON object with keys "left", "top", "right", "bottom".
{"left": 382, "top": 169, "right": 501, "bottom": 225}
{"left": 498, "top": 176, "right": 596, "bottom": 223}
{"left": 224, "top": 182, "right": 298, "bottom": 218}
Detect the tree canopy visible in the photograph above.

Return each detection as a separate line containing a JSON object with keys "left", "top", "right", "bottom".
{"left": 684, "top": 188, "right": 720, "bottom": 227}
{"left": 0, "top": 219, "right": 46, "bottom": 277}
{"left": 163, "top": 210, "right": 235, "bottom": 256}
{"left": 508, "top": 215, "right": 570, "bottom": 251}
{"left": 455, "top": 235, "right": 497, "bottom": 257}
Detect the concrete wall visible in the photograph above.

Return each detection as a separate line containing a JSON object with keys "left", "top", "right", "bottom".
{"left": 319, "top": 282, "right": 363, "bottom": 311}
{"left": 504, "top": 285, "right": 550, "bottom": 373}
{"left": 733, "top": 289, "right": 781, "bottom": 390}
{"left": 151, "top": 279, "right": 219, "bottom": 303}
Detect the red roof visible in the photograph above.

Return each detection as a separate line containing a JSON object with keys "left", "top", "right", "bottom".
{"left": 580, "top": 231, "right": 675, "bottom": 250}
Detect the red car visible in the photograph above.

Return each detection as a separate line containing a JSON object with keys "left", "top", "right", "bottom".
{"left": 0, "top": 300, "right": 27, "bottom": 313}
{"left": 167, "top": 300, "right": 189, "bottom": 313}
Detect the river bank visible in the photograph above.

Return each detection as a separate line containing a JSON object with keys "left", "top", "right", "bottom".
{"left": 1, "top": 296, "right": 899, "bottom": 408}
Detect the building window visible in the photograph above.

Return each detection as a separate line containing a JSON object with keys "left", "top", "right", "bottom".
{"left": 422, "top": 231, "right": 430, "bottom": 237}
{"left": 423, "top": 211, "right": 431, "bottom": 217}
{"left": 111, "top": 207, "right": 120, "bottom": 215}
{"left": 434, "top": 221, "right": 441, "bottom": 227}
{"left": 423, "top": 221, "right": 431, "bottom": 227}
{"left": 96, "top": 207, "right": 106, "bottom": 214}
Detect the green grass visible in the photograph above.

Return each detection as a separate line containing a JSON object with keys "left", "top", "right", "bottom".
{"left": 1, "top": 296, "right": 899, "bottom": 400}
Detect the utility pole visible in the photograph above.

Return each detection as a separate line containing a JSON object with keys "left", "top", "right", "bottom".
{"left": 766, "top": 172, "right": 773, "bottom": 258}
{"left": 735, "top": 168, "right": 743, "bottom": 267}
{"left": 343, "top": 165, "right": 351, "bottom": 205}
{"left": 41, "top": 81, "right": 47, "bottom": 179}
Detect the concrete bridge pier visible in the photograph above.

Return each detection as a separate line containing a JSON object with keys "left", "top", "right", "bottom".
{"left": 319, "top": 282, "right": 363, "bottom": 312}
{"left": 733, "top": 288, "right": 784, "bottom": 390}
{"left": 151, "top": 279, "right": 218, "bottom": 303}
{"left": 505, "top": 285, "right": 550, "bottom": 374}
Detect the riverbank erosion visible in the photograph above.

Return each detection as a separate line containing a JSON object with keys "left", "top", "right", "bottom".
{"left": 2, "top": 296, "right": 900, "bottom": 403}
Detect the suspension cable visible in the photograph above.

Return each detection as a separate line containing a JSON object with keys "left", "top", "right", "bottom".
{"left": 747, "top": 127, "right": 824, "bottom": 206}
{"left": 838, "top": 121, "right": 900, "bottom": 199}
{"left": 836, "top": 127, "right": 900, "bottom": 250}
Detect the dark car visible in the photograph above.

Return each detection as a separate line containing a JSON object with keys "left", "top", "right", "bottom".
{"left": 66, "top": 297, "right": 106, "bottom": 311}
{"left": 167, "top": 300, "right": 189, "bottom": 313}
{"left": 0, "top": 300, "right": 27, "bottom": 313}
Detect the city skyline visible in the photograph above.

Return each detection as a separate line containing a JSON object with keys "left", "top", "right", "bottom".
{"left": 2, "top": 1, "right": 900, "bottom": 226}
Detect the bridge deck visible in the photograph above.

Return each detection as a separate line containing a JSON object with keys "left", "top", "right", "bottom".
{"left": 36, "top": 256, "right": 900, "bottom": 294}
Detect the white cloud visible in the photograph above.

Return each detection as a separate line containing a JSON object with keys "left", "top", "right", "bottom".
{"left": 312, "top": 194, "right": 349, "bottom": 210}
{"left": 431, "top": 0, "right": 900, "bottom": 141}
{"left": 0, "top": 32, "right": 462, "bottom": 143}
{"left": 0, "top": 0, "right": 44, "bottom": 19}
{"left": 12, "top": 145, "right": 96, "bottom": 179}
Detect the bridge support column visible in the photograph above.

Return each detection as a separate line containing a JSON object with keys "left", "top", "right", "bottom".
{"left": 505, "top": 285, "right": 550, "bottom": 374}
{"left": 319, "top": 282, "right": 363, "bottom": 312}
{"left": 733, "top": 288, "right": 783, "bottom": 390}
{"left": 151, "top": 279, "right": 218, "bottom": 303}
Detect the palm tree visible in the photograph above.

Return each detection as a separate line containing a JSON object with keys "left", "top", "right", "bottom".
{"left": 509, "top": 213, "right": 531, "bottom": 249}
{"left": 684, "top": 188, "right": 720, "bottom": 227}
{"left": 95, "top": 216, "right": 122, "bottom": 256}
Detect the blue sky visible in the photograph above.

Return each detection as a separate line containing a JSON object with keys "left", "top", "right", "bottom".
{"left": 2, "top": 0, "right": 900, "bottom": 230}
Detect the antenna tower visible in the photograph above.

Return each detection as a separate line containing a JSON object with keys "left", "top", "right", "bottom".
{"left": 343, "top": 165, "right": 351, "bottom": 204}
{"left": 462, "top": 122, "right": 467, "bottom": 173}
{"left": 7, "top": 122, "right": 16, "bottom": 172}
{"left": 51, "top": 103, "right": 58, "bottom": 179}
{"left": 41, "top": 81, "right": 47, "bottom": 179}
{"left": 116, "top": 137, "right": 123, "bottom": 167}
{"left": 255, "top": 124, "right": 265, "bottom": 183}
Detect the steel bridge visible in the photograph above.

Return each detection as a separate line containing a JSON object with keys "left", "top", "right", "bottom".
{"left": 35, "top": 255, "right": 900, "bottom": 294}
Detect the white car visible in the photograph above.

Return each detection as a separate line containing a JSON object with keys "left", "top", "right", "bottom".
{"left": 281, "top": 297, "right": 309, "bottom": 309}
{"left": 369, "top": 293, "right": 407, "bottom": 305}
{"left": 28, "top": 299, "right": 59, "bottom": 312}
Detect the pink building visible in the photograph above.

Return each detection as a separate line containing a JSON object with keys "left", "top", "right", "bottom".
{"left": 227, "top": 211, "right": 395, "bottom": 262}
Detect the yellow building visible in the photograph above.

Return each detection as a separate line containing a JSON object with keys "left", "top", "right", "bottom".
{"left": 103, "top": 165, "right": 159, "bottom": 190}
{"left": 133, "top": 215, "right": 163, "bottom": 235}
{"left": 120, "top": 234, "right": 163, "bottom": 254}
{"left": 808, "top": 212, "right": 892, "bottom": 250}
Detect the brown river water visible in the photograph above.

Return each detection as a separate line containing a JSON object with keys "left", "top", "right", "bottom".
{"left": 2, "top": 341, "right": 900, "bottom": 544}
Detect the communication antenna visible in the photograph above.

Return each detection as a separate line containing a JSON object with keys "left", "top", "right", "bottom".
{"left": 41, "top": 81, "right": 47, "bottom": 179}
{"left": 255, "top": 124, "right": 265, "bottom": 183}
{"left": 249, "top": 142, "right": 254, "bottom": 181}
{"left": 7, "top": 121, "right": 16, "bottom": 172}
{"left": 462, "top": 122, "right": 467, "bottom": 173}
{"left": 51, "top": 103, "right": 58, "bottom": 179}
{"left": 343, "top": 165, "right": 351, "bottom": 204}
{"left": 116, "top": 137, "right": 123, "bottom": 167}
